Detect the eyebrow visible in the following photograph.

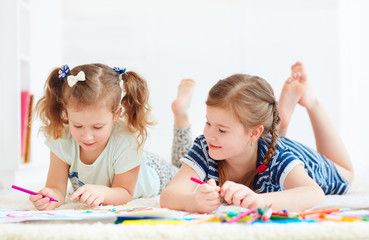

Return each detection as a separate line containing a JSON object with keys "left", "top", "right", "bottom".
{"left": 205, "top": 116, "right": 231, "bottom": 129}
{"left": 69, "top": 120, "right": 106, "bottom": 126}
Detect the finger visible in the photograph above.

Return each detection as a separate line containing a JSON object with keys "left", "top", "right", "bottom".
{"left": 199, "top": 184, "right": 220, "bottom": 194}
{"left": 91, "top": 198, "right": 102, "bottom": 207}
{"left": 207, "top": 179, "right": 217, "bottom": 186}
{"left": 29, "top": 194, "right": 43, "bottom": 202}
{"left": 85, "top": 195, "right": 96, "bottom": 206}
{"left": 206, "top": 179, "right": 220, "bottom": 192}
{"left": 34, "top": 196, "right": 52, "bottom": 207}
{"left": 204, "top": 191, "right": 220, "bottom": 201}
{"left": 219, "top": 181, "right": 233, "bottom": 197}
{"left": 222, "top": 186, "right": 237, "bottom": 204}
{"left": 79, "top": 191, "right": 92, "bottom": 204}
{"left": 69, "top": 187, "right": 85, "bottom": 201}
{"left": 43, "top": 202, "right": 58, "bottom": 211}
{"left": 232, "top": 190, "right": 247, "bottom": 206}
{"left": 36, "top": 199, "right": 54, "bottom": 211}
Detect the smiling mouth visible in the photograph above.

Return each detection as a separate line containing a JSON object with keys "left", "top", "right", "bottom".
{"left": 209, "top": 144, "right": 221, "bottom": 149}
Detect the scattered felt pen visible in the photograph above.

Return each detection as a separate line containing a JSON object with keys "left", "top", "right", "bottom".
{"left": 299, "top": 207, "right": 345, "bottom": 218}
{"left": 227, "top": 208, "right": 255, "bottom": 224}
{"left": 261, "top": 204, "right": 273, "bottom": 221}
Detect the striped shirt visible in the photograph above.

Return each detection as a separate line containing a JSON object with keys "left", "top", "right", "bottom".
{"left": 181, "top": 135, "right": 349, "bottom": 195}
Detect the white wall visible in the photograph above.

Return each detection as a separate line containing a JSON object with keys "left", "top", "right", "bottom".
{"left": 11, "top": 0, "right": 367, "bottom": 186}
{"left": 338, "top": 0, "right": 369, "bottom": 178}
{"left": 24, "top": 0, "right": 63, "bottom": 185}
{"left": 61, "top": 0, "right": 341, "bottom": 162}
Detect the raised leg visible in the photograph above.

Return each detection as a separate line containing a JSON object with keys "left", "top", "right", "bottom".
{"left": 171, "top": 79, "right": 196, "bottom": 167}
{"left": 286, "top": 62, "right": 353, "bottom": 183}
{"left": 278, "top": 70, "right": 305, "bottom": 136}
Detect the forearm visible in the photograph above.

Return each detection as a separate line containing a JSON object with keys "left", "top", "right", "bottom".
{"left": 161, "top": 187, "right": 198, "bottom": 212}
{"left": 102, "top": 186, "right": 134, "bottom": 205}
{"left": 261, "top": 185, "right": 325, "bottom": 212}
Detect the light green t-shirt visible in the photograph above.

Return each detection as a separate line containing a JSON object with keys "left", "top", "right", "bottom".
{"left": 45, "top": 119, "right": 160, "bottom": 199}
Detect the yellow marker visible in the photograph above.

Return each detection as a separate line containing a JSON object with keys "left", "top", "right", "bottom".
{"left": 122, "top": 220, "right": 185, "bottom": 225}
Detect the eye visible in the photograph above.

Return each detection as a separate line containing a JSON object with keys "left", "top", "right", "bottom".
{"left": 205, "top": 121, "right": 210, "bottom": 126}
{"left": 94, "top": 126, "right": 103, "bottom": 129}
{"left": 73, "top": 125, "right": 82, "bottom": 128}
{"left": 219, "top": 129, "right": 226, "bottom": 133}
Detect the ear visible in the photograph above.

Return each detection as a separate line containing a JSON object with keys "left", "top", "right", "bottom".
{"left": 250, "top": 124, "right": 264, "bottom": 143}
{"left": 113, "top": 106, "right": 122, "bottom": 122}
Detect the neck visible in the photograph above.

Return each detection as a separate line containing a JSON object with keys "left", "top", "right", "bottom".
{"left": 225, "top": 143, "right": 258, "bottom": 183}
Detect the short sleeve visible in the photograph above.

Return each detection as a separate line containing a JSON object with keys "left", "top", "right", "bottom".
{"left": 180, "top": 135, "right": 219, "bottom": 183}
{"left": 108, "top": 125, "right": 144, "bottom": 175}
{"left": 271, "top": 150, "right": 304, "bottom": 190}
{"left": 44, "top": 132, "right": 77, "bottom": 165}
{"left": 181, "top": 136, "right": 208, "bottom": 181}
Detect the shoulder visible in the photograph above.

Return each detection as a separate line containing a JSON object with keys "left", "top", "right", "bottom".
{"left": 44, "top": 127, "right": 77, "bottom": 164}
{"left": 190, "top": 135, "right": 209, "bottom": 154}
{"left": 45, "top": 127, "right": 73, "bottom": 147}
{"left": 110, "top": 119, "right": 138, "bottom": 147}
{"left": 107, "top": 119, "right": 143, "bottom": 161}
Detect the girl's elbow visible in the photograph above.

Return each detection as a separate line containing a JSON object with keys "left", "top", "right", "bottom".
{"left": 160, "top": 188, "right": 170, "bottom": 208}
{"left": 315, "top": 186, "right": 326, "bottom": 205}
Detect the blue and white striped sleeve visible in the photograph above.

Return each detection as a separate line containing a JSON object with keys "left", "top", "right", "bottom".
{"left": 180, "top": 136, "right": 209, "bottom": 181}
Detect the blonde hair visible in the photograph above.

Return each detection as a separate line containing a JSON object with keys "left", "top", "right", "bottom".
{"left": 35, "top": 63, "right": 153, "bottom": 150}
{"left": 206, "top": 74, "right": 280, "bottom": 189}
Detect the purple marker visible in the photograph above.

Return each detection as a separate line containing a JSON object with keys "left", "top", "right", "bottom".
{"left": 11, "top": 185, "right": 58, "bottom": 202}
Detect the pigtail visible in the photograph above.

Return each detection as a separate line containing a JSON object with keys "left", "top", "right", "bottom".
{"left": 120, "top": 71, "right": 154, "bottom": 150}
{"left": 35, "top": 68, "right": 67, "bottom": 139}
{"left": 261, "top": 101, "right": 281, "bottom": 167}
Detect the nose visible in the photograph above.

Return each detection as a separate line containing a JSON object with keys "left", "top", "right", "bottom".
{"left": 203, "top": 125, "right": 216, "bottom": 141}
{"left": 81, "top": 128, "right": 94, "bottom": 141}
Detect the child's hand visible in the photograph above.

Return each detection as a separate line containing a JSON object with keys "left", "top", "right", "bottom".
{"left": 193, "top": 179, "right": 221, "bottom": 213}
{"left": 69, "top": 184, "right": 105, "bottom": 207}
{"left": 220, "top": 181, "right": 264, "bottom": 209}
{"left": 29, "top": 187, "right": 61, "bottom": 211}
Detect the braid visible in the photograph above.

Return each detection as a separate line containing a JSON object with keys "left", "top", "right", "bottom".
{"left": 262, "top": 101, "right": 281, "bottom": 166}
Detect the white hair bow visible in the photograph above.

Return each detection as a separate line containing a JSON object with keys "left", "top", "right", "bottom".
{"left": 67, "top": 71, "right": 86, "bottom": 87}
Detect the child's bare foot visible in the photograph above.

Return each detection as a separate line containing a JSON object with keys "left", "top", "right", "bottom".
{"left": 291, "top": 62, "right": 317, "bottom": 110}
{"left": 291, "top": 61, "right": 308, "bottom": 83}
{"left": 278, "top": 72, "right": 306, "bottom": 136}
{"left": 172, "top": 79, "right": 196, "bottom": 128}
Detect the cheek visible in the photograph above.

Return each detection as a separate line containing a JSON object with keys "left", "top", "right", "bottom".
{"left": 96, "top": 127, "right": 113, "bottom": 141}
{"left": 203, "top": 126, "right": 208, "bottom": 137}
{"left": 69, "top": 127, "right": 79, "bottom": 139}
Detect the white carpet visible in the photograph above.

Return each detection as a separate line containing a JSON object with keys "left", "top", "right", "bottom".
{"left": 1, "top": 177, "right": 369, "bottom": 240}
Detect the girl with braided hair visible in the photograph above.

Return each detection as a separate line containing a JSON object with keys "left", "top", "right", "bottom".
{"left": 161, "top": 62, "right": 353, "bottom": 213}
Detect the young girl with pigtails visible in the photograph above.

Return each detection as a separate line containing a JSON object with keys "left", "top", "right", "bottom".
{"left": 161, "top": 62, "right": 354, "bottom": 213}
{"left": 30, "top": 63, "right": 184, "bottom": 210}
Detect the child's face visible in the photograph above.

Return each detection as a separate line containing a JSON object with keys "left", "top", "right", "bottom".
{"left": 203, "top": 106, "right": 252, "bottom": 162}
{"left": 67, "top": 103, "right": 120, "bottom": 156}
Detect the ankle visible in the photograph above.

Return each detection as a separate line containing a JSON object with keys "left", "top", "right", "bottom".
{"left": 305, "top": 98, "right": 321, "bottom": 113}
{"left": 174, "top": 114, "right": 190, "bottom": 129}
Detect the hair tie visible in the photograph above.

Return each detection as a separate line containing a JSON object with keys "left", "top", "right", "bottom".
{"left": 113, "top": 67, "right": 126, "bottom": 75}
{"left": 67, "top": 71, "right": 86, "bottom": 87}
{"left": 257, "top": 164, "right": 268, "bottom": 173}
{"left": 113, "top": 67, "right": 127, "bottom": 90}
{"left": 58, "top": 64, "right": 70, "bottom": 80}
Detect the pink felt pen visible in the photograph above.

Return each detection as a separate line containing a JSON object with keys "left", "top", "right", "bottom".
{"left": 190, "top": 177, "right": 206, "bottom": 185}
{"left": 11, "top": 185, "right": 58, "bottom": 202}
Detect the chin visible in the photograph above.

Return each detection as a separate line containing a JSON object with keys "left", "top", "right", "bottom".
{"left": 208, "top": 151, "right": 224, "bottom": 161}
